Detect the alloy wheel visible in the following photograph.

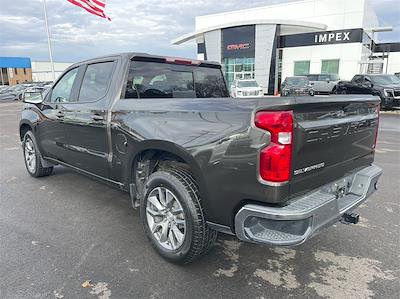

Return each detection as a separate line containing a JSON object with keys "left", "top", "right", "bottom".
{"left": 24, "top": 138, "right": 36, "bottom": 173}
{"left": 146, "top": 187, "right": 186, "bottom": 251}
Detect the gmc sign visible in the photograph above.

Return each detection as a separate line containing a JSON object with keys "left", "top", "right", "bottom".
{"left": 226, "top": 43, "right": 251, "bottom": 50}
{"left": 222, "top": 25, "right": 255, "bottom": 58}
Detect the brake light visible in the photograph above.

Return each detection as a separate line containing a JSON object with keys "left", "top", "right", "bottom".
{"left": 165, "top": 57, "right": 201, "bottom": 65}
{"left": 255, "top": 111, "right": 293, "bottom": 182}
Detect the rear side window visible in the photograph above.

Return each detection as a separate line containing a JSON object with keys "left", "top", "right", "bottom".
{"left": 124, "top": 61, "right": 229, "bottom": 99}
{"left": 78, "top": 61, "right": 114, "bottom": 102}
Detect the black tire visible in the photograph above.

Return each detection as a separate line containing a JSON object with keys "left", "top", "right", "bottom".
{"left": 140, "top": 167, "right": 217, "bottom": 264}
{"left": 22, "top": 131, "right": 53, "bottom": 177}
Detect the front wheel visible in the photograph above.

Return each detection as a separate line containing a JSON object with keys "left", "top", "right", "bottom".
{"left": 23, "top": 131, "right": 53, "bottom": 177}
{"left": 140, "top": 167, "right": 217, "bottom": 264}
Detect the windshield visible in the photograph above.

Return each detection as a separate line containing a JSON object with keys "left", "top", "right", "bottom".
{"left": 237, "top": 80, "right": 259, "bottom": 88}
{"left": 370, "top": 75, "right": 400, "bottom": 85}
{"left": 284, "top": 77, "right": 309, "bottom": 87}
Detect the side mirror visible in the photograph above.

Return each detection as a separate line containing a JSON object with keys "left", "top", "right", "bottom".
{"left": 23, "top": 91, "right": 43, "bottom": 104}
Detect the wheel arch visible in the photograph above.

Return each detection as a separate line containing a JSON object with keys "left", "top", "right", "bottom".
{"left": 127, "top": 140, "right": 210, "bottom": 214}
{"left": 19, "top": 121, "right": 33, "bottom": 141}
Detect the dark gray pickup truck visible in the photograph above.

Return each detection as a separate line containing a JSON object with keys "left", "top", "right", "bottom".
{"left": 20, "top": 53, "right": 382, "bottom": 264}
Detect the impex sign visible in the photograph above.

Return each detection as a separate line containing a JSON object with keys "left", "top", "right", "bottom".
{"left": 280, "top": 28, "right": 364, "bottom": 48}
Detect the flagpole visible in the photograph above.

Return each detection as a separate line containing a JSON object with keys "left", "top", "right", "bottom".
{"left": 43, "top": 0, "right": 56, "bottom": 82}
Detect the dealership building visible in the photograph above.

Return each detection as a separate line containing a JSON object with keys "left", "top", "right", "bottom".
{"left": 0, "top": 57, "right": 73, "bottom": 85}
{"left": 173, "top": 0, "right": 400, "bottom": 94}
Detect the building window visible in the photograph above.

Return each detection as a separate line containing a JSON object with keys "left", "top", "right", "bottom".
{"left": 14, "top": 68, "right": 18, "bottom": 75}
{"left": 223, "top": 57, "right": 255, "bottom": 87}
{"left": 23, "top": 68, "right": 27, "bottom": 75}
{"left": 321, "top": 59, "right": 339, "bottom": 74}
{"left": 294, "top": 61, "right": 310, "bottom": 76}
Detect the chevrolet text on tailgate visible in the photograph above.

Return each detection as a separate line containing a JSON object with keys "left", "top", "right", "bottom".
{"left": 20, "top": 53, "right": 382, "bottom": 264}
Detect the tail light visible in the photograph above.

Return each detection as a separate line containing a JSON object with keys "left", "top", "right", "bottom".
{"left": 373, "top": 105, "right": 380, "bottom": 149}
{"left": 255, "top": 111, "right": 293, "bottom": 182}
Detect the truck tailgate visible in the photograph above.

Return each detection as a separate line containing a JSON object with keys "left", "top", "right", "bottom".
{"left": 289, "top": 96, "right": 380, "bottom": 198}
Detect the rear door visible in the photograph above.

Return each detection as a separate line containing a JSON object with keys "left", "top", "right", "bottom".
{"left": 61, "top": 60, "right": 117, "bottom": 178}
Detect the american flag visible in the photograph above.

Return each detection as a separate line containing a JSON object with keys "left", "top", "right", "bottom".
{"left": 67, "top": 0, "right": 111, "bottom": 21}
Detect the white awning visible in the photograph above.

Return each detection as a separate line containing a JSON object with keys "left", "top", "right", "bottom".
{"left": 172, "top": 19, "right": 327, "bottom": 45}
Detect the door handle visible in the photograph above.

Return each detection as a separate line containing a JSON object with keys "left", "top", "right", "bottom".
{"left": 56, "top": 111, "right": 65, "bottom": 118}
{"left": 91, "top": 114, "right": 104, "bottom": 121}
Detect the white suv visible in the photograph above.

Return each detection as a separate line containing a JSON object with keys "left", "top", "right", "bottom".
{"left": 306, "top": 74, "right": 340, "bottom": 94}
{"left": 230, "top": 79, "right": 263, "bottom": 98}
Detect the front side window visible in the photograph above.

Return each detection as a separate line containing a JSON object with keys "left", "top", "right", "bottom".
{"left": 353, "top": 75, "right": 363, "bottom": 84}
{"left": 294, "top": 61, "right": 310, "bottom": 76}
{"left": 318, "top": 74, "right": 331, "bottom": 81}
{"left": 78, "top": 62, "right": 114, "bottom": 102}
{"left": 321, "top": 59, "right": 339, "bottom": 74}
{"left": 50, "top": 67, "right": 79, "bottom": 103}
{"left": 307, "top": 75, "right": 318, "bottom": 81}
{"left": 124, "top": 61, "right": 229, "bottom": 99}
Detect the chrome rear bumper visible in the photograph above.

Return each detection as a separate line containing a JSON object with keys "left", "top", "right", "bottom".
{"left": 235, "top": 164, "right": 383, "bottom": 246}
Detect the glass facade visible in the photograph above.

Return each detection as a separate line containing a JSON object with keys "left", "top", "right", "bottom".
{"left": 223, "top": 57, "right": 255, "bottom": 87}
{"left": 294, "top": 61, "right": 310, "bottom": 76}
{"left": 321, "top": 59, "right": 340, "bottom": 74}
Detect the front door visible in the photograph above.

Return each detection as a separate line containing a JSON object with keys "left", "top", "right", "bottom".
{"left": 37, "top": 67, "right": 81, "bottom": 161}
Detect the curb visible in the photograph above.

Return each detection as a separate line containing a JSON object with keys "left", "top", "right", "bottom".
{"left": 381, "top": 109, "right": 400, "bottom": 115}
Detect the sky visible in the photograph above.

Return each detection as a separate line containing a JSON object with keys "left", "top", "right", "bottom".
{"left": 0, "top": 0, "right": 399, "bottom": 63}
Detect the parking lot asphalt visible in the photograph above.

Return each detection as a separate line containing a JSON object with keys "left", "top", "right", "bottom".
{"left": 0, "top": 101, "right": 399, "bottom": 299}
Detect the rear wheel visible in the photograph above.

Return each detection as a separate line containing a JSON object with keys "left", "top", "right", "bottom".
{"left": 140, "top": 167, "right": 217, "bottom": 264}
{"left": 23, "top": 131, "right": 53, "bottom": 177}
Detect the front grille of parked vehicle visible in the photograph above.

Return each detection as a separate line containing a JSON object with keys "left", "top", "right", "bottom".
{"left": 243, "top": 90, "right": 259, "bottom": 96}
{"left": 394, "top": 90, "right": 400, "bottom": 97}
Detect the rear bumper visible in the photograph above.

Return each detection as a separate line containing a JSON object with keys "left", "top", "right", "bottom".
{"left": 235, "top": 164, "right": 382, "bottom": 246}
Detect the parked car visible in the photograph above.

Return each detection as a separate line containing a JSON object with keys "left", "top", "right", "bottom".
{"left": 281, "top": 76, "right": 314, "bottom": 96}
{"left": 20, "top": 53, "right": 382, "bottom": 264}
{"left": 0, "top": 85, "right": 10, "bottom": 92}
{"left": 306, "top": 74, "right": 340, "bottom": 94}
{"left": 0, "top": 84, "right": 27, "bottom": 101}
{"left": 230, "top": 79, "right": 263, "bottom": 98}
{"left": 335, "top": 74, "right": 400, "bottom": 109}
